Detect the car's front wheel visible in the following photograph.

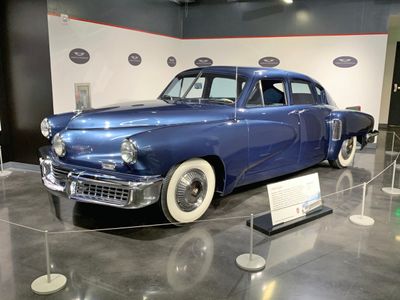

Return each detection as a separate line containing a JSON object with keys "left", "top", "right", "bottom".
{"left": 329, "top": 136, "right": 357, "bottom": 168}
{"left": 161, "top": 158, "right": 216, "bottom": 223}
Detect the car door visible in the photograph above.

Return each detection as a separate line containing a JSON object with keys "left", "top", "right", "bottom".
{"left": 289, "top": 80, "right": 330, "bottom": 166}
{"left": 240, "top": 78, "right": 301, "bottom": 185}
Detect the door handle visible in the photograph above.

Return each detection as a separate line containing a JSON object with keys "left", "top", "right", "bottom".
{"left": 288, "top": 109, "right": 308, "bottom": 115}
{"left": 394, "top": 83, "right": 399, "bottom": 93}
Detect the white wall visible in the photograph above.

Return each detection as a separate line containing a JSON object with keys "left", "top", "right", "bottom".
{"left": 180, "top": 35, "right": 387, "bottom": 126}
{"left": 48, "top": 14, "right": 387, "bottom": 127}
{"left": 48, "top": 15, "right": 185, "bottom": 113}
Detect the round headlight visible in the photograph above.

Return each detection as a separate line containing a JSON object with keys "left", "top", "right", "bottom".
{"left": 121, "top": 139, "right": 137, "bottom": 163}
{"left": 40, "top": 118, "right": 51, "bottom": 138}
{"left": 52, "top": 134, "right": 66, "bottom": 157}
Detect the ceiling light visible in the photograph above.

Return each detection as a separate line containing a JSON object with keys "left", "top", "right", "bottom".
{"left": 283, "top": 0, "right": 293, "bottom": 4}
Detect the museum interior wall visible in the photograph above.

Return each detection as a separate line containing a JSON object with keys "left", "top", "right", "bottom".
{"left": 2, "top": 0, "right": 400, "bottom": 164}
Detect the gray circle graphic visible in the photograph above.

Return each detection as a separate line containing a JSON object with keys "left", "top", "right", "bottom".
{"left": 69, "top": 48, "right": 90, "bottom": 64}
{"left": 333, "top": 56, "right": 358, "bottom": 68}
{"left": 167, "top": 56, "right": 177, "bottom": 67}
{"left": 194, "top": 57, "right": 213, "bottom": 67}
{"left": 128, "top": 53, "right": 142, "bottom": 66}
{"left": 258, "top": 57, "right": 280, "bottom": 67}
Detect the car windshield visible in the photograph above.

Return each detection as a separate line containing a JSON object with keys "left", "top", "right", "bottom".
{"left": 159, "top": 71, "right": 248, "bottom": 105}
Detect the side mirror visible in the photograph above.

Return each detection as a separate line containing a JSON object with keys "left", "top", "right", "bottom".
{"left": 194, "top": 82, "right": 203, "bottom": 90}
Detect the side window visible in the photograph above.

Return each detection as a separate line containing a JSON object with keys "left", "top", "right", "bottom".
{"left": 315, "top": 85, "right": 326, "bottom": 104}
{"left": 164, "top": 76, "right": 205, "bottom": 98}
{"left": 210, "top": 77, "right": 236, "bottom": 98}
{"left": 246, "top": 79, "right": 286, "bottom": 107}
{"left": 185, "top": 77, "right": 205, "bottom": 98}
{"left": 291, "top": 81, "right": 316, "bottom": 105}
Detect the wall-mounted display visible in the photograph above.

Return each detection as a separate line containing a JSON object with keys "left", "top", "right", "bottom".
{"left": 38, "top": 66, "right": 377, "bottom": 224}
{"left": 167, "top": 56, "right": 177, "bottom": 67}
{"left": 258, "top": 57, "right": 280, "bottom": 67}
{"left": 194, "top": 57, "right": 213, "bottom": 67}
{"left": 333, "top": 56, "right": 358, "bottom": 68}
{"left": 74, "top": 83, "right": 91, "bottom": 110}
{"left": 128, "top": 53, "right": 142, "bottom": 66}
{"left": 69, "top": 48, "right": 90, "bottom": 64}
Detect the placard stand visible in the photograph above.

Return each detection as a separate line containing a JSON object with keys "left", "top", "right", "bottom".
{"left": 247, "top": 206, "right": 333, "bottom": 236}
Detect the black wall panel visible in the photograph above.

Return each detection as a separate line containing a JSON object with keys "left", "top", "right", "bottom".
{"left": 48, "top": 0, "right": 183, "bottom": 38}
{"left": 2, "top": 0, "right": 54, "bottom": 164}
{"left": 182, "top": 0, "right": 400, "bottom": 38}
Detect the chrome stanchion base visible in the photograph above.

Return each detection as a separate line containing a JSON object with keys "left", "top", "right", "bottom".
{"left": 31, "top": 274, "right": 67, "bottom": 295}
{"left": 236, "top": 254, "right": 266, "bottom": 272}
{"left": 349, "top": 215, "right": 375, "bottom": 226}
{"left": 382, "top": 187, "right": 400, "bottom": 195}
{"left": 0, "top": 170, "right": 12, "bottom": 177}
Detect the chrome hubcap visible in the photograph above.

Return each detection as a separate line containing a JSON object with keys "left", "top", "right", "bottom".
{"left": 341, "top": 138, "right": 354, "bottom": 160}
{"left": 175, "top": 169, "right": 208, "bottom": 212}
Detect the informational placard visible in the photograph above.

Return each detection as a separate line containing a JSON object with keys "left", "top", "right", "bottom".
{"left": 268, "top": 173, "right": 322, "bottom": 226}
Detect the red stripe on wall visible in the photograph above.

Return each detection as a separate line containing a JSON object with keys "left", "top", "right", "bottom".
{"left": 47, "top": 12, "right": 388, "bottom": 40}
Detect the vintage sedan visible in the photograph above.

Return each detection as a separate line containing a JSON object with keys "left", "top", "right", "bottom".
{"left": 39, "top": 66, "right": 377, "bottom": 223}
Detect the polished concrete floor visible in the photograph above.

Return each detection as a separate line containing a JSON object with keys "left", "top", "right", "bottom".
{"left": 1, "top": 131, "right": 400, "bottom": 299}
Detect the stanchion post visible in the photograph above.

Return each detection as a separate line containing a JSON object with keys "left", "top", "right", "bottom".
{"left": 249, "top": 214, "right": 254, "bottom": 260}
{"left": 349, "top": 182, "right": 375, "bottom": 226}
{"left": 31, "top": 231, "right": 67, "bottom": 295}
{"left": 382, "top": 160, "right": 400, "bottom": 195}
{"left": 236, "top": 214, "right": 266, "bottom": 272}
{"left": 0, "top": 146, "right": 11, "bottom": 177}
{"left": 45, "top": 230, "right": 51, "bottom": 283}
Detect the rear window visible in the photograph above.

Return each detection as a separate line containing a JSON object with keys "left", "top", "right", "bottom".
{"left": 290, "top": 81, "right": 316, "bottom": 105}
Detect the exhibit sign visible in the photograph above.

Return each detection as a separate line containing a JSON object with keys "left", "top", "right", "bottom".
{"left": 333, "top": 56, "right": 358, "bottom": 68}
{"left": 258, "top": 56, "right": 280, "bottom": 67}
{"left": 128, "top": 53, "right": 142, "bottom": 66}
{"left": 267, "top": 173, "right": 322, "bottom": 226}
{"left": 194, "top": 57, "right": 213, "bottom": 67}
{"left": 69, "top": 48, "right": 90, "bottom": 64}
{"left": 167, "top": 56, "right": 177, "bottom": 67}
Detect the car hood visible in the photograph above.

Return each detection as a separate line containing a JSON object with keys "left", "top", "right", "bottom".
{"left": 66, "top": 100, "right": 234, "bottom": 130}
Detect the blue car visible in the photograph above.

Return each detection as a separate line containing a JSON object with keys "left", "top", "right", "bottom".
{"left": 39, "top": 66, "right": 377, "bottom": 223}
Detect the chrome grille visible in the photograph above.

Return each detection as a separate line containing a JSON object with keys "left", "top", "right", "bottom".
{"left": 75, "top": 182, "right": 130, "bottom": 205}
{"left": 52, "top": 165, "right": 70, "bottom": 181}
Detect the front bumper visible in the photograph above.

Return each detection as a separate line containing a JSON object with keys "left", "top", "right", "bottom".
{"left": 39, "top": 148, "right": 163, "bottom": 209}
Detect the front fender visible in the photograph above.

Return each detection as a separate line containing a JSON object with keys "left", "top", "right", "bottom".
{"left": 129, "top": 120, "right": 249, "bottom": 195}
{"left": 327, "top": 110, "right": 374, "bottom": 160}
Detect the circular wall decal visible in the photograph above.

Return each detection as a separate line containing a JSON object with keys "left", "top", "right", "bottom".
{"left": 167, "top": 56, "right": 177, "bottom": 67}
{"left": 128, "top": 53, "right": 142, "bottom": 66}
{"left": 333, "top": 56, "right": 358, "bottom": 68}
{"left": 194, "top": 57, "right": 213, "bottom": 67}
{"left": 258, "top": 57, "right": 280, "bottom": 67}
{"left": 69, "top": 48, "right": 90, "bottom": 64}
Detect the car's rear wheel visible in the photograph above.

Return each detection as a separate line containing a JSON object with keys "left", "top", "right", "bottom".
{"left": 161, "top": 158, "right": 216, "bottom": 224}
{"left": 329, "top": 136, "right": 357, "bottom": 169}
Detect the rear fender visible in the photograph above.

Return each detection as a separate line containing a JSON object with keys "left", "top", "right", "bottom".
{"left": 326, "top": 110, "right": 374, "bottom": 160}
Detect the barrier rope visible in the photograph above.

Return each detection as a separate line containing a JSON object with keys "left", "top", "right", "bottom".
{"left": 0, "top": 130, "right": 399, "bottom": 234}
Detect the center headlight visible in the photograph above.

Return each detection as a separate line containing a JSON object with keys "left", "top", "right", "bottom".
{"left": 121, "top": 139, "right": 137, "bottom": 164}
{"left": 40, "top": 118, "right": 51, "bottom": 138}
{"left": 52, "top": 134, "right": 66, "bottom": 157}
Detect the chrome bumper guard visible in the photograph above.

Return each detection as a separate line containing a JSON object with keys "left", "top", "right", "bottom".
{"left": 40, "top": 158, "right": 163, "bottom": 209}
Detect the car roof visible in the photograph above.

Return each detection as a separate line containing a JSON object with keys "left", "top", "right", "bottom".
{"left": 180, "top": 66, "right": 315, "bottom": 83}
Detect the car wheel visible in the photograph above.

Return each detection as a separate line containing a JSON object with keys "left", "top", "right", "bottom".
{"left": 329, "top": 136, "right": 357, "bottom": 169}
{"left": 161, "top": 158, "right": 216, "bottom": 224}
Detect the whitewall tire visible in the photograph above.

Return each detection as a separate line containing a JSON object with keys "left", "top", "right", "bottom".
{"left": 161, "top": 158, "right": 216, "bottom": 223}
{"left": 329, "top": 136, "right": 357, "bottom": 169}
